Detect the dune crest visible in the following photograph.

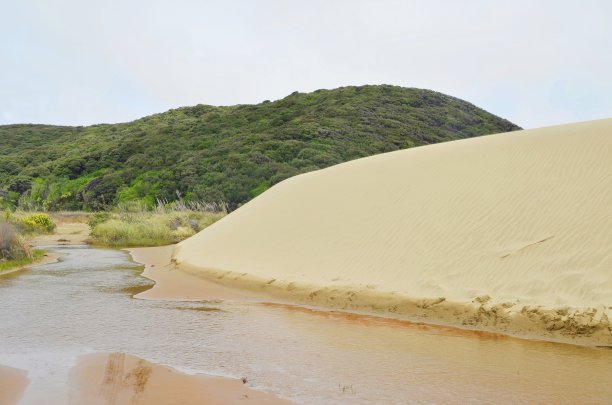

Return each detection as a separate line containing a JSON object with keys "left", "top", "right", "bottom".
{"left": 174, "top": 119, "right": 612, "bottom": 346}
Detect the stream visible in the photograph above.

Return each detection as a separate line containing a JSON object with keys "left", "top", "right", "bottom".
{"left": 1, "top": 245, "right": 611, "bottom": 404}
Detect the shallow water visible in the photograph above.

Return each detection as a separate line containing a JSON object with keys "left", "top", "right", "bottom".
{"left": 1, "top": 245, "right": 611, "bottom": 404}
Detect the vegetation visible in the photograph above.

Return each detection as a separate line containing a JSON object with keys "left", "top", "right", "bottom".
{"left": 2, "top": 211, "right": 56, "bottom": 235}
{"left": 20, "top": 213, "right": 56, "bottom": 233}
{"left": 0, "top": 249, "right": 45, "bottom": 274}
{"left": 0, "top": 250, "right": 45, "bottom": 273}
{"left": 0, "top": 220, "right": 46, "bottom": 273}
{"left": 0, "top": 85, "right": 520, "bottom": 211}
{"left": 89, "top": 200, "right": 225, "bottom": 247}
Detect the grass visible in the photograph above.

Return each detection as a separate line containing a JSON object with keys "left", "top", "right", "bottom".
{"left": 0, "top": 219, "right": 48, "bottom": 273}
{"left": 0, "top": 249, "right": 45, "bottom": 273}
{"left": 2, "top": 211, "right": 56, "bottom": 235}
{"left": 89, "top": 200, "right": 226, "bottom": 247}
{"left": 0, "top": 221, "right": 32, "bottom": 259}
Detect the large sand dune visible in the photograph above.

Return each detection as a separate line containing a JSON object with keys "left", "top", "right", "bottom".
{"left": 174, "top": 119, "right": 612, "bottom": 345}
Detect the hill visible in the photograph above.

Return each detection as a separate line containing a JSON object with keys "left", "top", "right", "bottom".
{"left": 0, "top": 85, "right": 519, "bottom": 210}
{"left": 174, "top": 119, "right": 612, "bottom": 346}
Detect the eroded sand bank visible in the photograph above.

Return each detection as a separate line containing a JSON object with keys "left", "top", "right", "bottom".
{"left": 0, "top": 364, "right": 29, "bottom": 405}
{"left": 70, "top": 353, "right": 292, "bottom": 405}
{"left": 172, "top": 119, "right": 612, "bottom": 346}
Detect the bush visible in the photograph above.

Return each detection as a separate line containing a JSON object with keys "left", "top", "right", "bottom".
{"left": 89, "top": 207, "right": 225, "bottom": 247}
{"left": 20, "top": 213, "right": 55, "bottom": 233}
{"left": 91, "top": 219, "right": 172, "bottom": 247}
{"left": 0, "top": 221, "right": 32, "bottom": 261}
{"left": 87, "top": 211, "right": 111, "bottom": 229}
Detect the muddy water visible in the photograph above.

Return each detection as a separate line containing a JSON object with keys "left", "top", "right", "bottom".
{"left": 1, "top": 245, "right": 611, "bottom": 404}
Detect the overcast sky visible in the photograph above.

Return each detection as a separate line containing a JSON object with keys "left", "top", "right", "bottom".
{"left": 2, "top": 0, "right": 611, "bottom": 128}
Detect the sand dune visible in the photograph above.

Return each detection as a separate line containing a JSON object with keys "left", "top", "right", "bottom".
{"left": 174, "top": 119, "right": 612, "bottom": 345}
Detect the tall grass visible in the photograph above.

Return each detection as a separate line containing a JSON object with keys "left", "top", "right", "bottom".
{"left": 0, "top": 221, "right": 46, "bottom": 273}
{"left": 0, "top": 211, "right": 54, "bottom": 272}
{"left": 2, "top": 211, "right": 56, "bottom": 235}
{"left": 0, "top": 222, "right": 32, "bottom": 261}
{"left": 0, "top": 250, "right": 45, "bottom": 273}
{"left": 89, "top": 199, "right": 226, "bottom": 247}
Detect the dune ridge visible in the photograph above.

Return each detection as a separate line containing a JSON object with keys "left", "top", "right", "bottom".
{"left": 174, "top": 119, "right": 612, "bottom": 346}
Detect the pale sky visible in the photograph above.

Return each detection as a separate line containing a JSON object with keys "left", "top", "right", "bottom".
{"left": 1, "top": 0, "right": 611, "bottom": 128}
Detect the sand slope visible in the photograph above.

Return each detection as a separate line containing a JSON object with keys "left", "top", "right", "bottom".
{"left": 174, "top": 119, "right": 612, "bottom": 345}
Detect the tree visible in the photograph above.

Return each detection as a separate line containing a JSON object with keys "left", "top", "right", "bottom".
{"left": 7, "top": 175, "right": 32, "bottom": 194}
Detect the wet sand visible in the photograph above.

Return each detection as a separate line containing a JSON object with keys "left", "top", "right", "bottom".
{"left": 126, "top": 245, "right": 612, "bottom": 403}
{"left": 0, "top": 364, "right": 29, "bottom": 405}
{"left": 128, "top": 246, "right": 264, "bottom": 301}
{"left": 71, "top": 353, "right": 292, "bottom": 405}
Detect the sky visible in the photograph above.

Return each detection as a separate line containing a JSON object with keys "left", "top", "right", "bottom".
{"left": 1, "top": 0, "right": 611, "bottom": 129}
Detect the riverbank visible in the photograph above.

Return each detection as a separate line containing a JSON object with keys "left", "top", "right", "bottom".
{"left": 128, "top": 246, "right": 266, "bottom": 302}
{"left": 71, "top": 353, "right": 292, "bottom": 405}
{"left": 29, "top": 219, "right": 90, "bottom": 247}
{"left": 0, "top": 364, "right": 29, "bottom": 405}
{"left": 131, "top": 242, "right": 612, "bottom": 347}
{"left": 0, "top": 251, "right": 62, "bottom": 277}
{"left": 0, "top": 217, "right": 90, "bottom": 276}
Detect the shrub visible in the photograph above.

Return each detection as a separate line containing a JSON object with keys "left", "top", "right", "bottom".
{"left": 90, "top": 219, "right": 172, "bottom": 247}
{"left": 21, "top": 213, "right": 56, "bottom": 233}
{"left": 0, "top": 221, "right": 32, "bottom": 261}
{"left": 87, "top": 211, "right": 111, "bottom": 229}
{"left": 89, "top": 208, "right": 225, "bottom": 247}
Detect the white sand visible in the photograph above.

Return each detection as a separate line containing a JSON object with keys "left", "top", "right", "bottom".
{"left": 174, "top": 119, "right": 612, "bottom": 345}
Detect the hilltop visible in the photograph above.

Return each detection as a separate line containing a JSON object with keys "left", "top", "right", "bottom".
{"left": 0, "top": 85, "right": 519, "bottom": 210}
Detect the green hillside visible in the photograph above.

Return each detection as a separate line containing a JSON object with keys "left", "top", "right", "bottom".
{"left": 0, "top": 85, "right": 520, "bottom": 211}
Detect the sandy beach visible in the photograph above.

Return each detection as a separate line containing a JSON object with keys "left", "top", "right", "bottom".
{"left": 172, "top": 118, "right": 612, "bottom": 346}
{"left": 70, "top": 353, "right": 292, "bottom": 405}
{"left": 0, "top": 364, "right": 29, "bottom": 405}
